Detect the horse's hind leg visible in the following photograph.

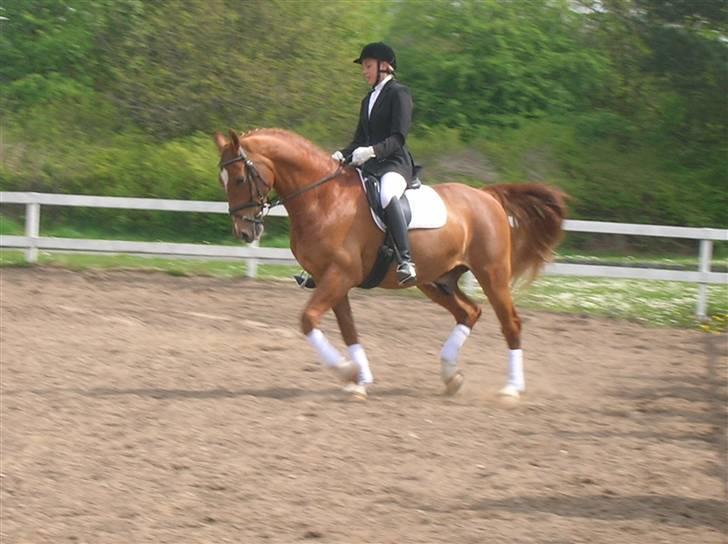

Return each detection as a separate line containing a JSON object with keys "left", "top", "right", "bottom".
{"left": 418, "top": 268, "right": 482, "bottom": 395}
{"left": 333, "top": 295, "right": 373, "bottom": 386}
{"left": 470, "top": 262, "right": 525, "bottom": 398}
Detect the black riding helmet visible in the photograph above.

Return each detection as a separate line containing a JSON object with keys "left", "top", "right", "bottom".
{"left": 353, "top": 42, "right": 397, "bottom": 71}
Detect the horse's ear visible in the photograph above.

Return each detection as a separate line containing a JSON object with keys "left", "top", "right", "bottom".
{"left": 229, "top": 129, "right": 241, "bottom": 150}
{"left": 213, "top": 131, "right": 227, "bottom": 152}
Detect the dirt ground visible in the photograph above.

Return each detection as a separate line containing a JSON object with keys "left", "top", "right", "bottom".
{"left": 1, "top": 267, "right": 726, "bottom": 544}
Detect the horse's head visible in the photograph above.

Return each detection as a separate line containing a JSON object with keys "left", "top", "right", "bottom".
{"left": 214, "top": 129, "right": 276, "bottom": 243}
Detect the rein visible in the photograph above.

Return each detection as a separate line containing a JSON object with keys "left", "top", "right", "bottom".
{"left": 220, "top": 150, "right": 345, "bottom": 219}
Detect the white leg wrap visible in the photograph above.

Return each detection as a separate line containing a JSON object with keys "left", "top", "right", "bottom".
{"left": 348, "top": 344, "right": 373, "bottom": 385}
{"left": 440, "top": 324, "right": 471, "bottom": 364}
{"left": 306, "top": 329, "right": 344, "bottom": 368}
{"left": 506, "top": 348, "right": 525, "bottom": 391}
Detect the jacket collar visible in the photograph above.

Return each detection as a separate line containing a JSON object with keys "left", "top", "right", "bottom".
{"left": 371, "top": 74, "right": 393, "bottom": 92}
{"left": 368, "top": 78, "right": 395, "bottom": 121}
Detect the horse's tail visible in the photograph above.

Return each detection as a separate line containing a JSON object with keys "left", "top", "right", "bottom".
{"left": 483, "top": 183, "right": 568, "bottom": 283}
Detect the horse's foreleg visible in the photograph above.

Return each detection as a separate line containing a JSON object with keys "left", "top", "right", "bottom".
{"left": 333, "top": 295, "right": 373, "bottom": 386}
{"left": 301, "top": 269, "right": 361, "bottom": 387}
{"left": 418, "top": 278, "right": 482, "bottom": 395}
{"left": 471, "top": 263, "right": 524, "bottom": 398}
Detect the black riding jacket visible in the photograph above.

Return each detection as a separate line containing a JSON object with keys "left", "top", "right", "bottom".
{"left": 341, "top": 79, "right": 417, "bottom": 181}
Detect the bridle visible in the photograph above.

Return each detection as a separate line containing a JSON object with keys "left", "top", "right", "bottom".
{"left": 219, "top": 146, "right": 346, "bottom": 224}
{"left": 219, "top": 150, "right": 271, "bottom": 225}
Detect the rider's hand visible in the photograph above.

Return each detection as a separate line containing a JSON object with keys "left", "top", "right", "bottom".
{"left": 331, "top": 150, "right": 345, "bottom": 162}
{"left": 351, "top": 146, "right": 375, "bottom": 166}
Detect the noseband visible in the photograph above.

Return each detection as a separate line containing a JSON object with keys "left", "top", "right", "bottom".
{"left": 219, "top": 147, "right": 345, "bottom": 222}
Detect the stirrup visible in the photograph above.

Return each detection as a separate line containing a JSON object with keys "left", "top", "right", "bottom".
{"left": 396, "top": 262, "right": 416, "bottom": 285}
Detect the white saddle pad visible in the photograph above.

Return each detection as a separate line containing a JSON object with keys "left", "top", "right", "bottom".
{"left": 358, "top": 171, "right": 447, "bottom": 231}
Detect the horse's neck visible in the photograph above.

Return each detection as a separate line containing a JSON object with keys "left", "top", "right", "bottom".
{"left": 273, "top": 157, "right": 342, "bottom": 219}
{"left": 281, "top": 177, "right": 330, "bottom": 226}
{"left": 248, "top": 133, "right": 347, "bottom": 222}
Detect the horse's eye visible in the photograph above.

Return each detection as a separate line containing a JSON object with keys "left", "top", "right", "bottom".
{"left": 236, "top": 177, "right": 246, "bottom": 186}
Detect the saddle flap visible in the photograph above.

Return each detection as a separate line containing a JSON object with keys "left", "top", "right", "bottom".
{"left": 363, "top": 175, "right": 412, "bottom": 226}
{"left": 357, "top": 169, "right": 446, "bottom": 232}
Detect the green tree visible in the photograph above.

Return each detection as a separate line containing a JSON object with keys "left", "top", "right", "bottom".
{"left": 390, "top": 0, "right": 613, "bottom": 132}
{"left": 97, "top": 0, "right": 392, "bottom": 139}
{"left": 0, "top": 0, "right": 105, "bottom": 109}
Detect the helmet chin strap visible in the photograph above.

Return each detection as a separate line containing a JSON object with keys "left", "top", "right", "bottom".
{"left": 373, "top": 60, "right": 392, "bottom": 88}
{"left": 374, "top": 60, "right": 381, "bottom": 88}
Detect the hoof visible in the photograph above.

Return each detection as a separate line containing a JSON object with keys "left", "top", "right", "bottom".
{"left": 498, "top": 384, "right": 524, "bottom": 399}
{"left": 342, "top": 382, "right": 368, "bottom": 400}
{"left": 441, "top": 361, "right": 464, "bottom": 396}
{"left": 330, "top": 359, "right": 358, "bottom": 384}
{"left": 443, "top": 370, "right": 465, "bottom": 396}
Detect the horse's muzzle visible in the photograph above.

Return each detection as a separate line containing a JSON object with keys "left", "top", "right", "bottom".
{"left": 236, "top": 221, "right": 264, "bottom": 243}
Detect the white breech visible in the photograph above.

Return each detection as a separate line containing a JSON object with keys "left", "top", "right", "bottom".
{"left": 379, "top": 171, "right": 407, "bottom": 208}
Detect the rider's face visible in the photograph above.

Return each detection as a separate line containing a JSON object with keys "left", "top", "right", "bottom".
{"left": 361, "top": 58, "right": 391, "bottom": 87}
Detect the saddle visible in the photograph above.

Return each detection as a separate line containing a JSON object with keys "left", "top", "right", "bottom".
{"left": 296, "top": 170, "right": 434, "bottom": 291}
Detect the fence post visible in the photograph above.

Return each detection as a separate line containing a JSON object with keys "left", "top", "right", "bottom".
{"left": 246, "top": 240, "right": 259, "bottom": 279}
{"left": 696, "top": 238, "right": 713, "bottom": 321}
{"left": 24, "top": 200, "right": 40, "bottom": 263}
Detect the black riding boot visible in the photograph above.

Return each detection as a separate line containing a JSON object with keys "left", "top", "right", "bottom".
{"left": 384, "top": 196, "right": 417, "bottom": 285}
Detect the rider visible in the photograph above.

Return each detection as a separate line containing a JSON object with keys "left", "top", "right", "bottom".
{"left": 332, "top": 42, "right": 418, "bottom": 285}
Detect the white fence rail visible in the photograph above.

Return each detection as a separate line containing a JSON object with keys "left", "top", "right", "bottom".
{"left": 1, "top": 192, "right": 726, "bottom": 320}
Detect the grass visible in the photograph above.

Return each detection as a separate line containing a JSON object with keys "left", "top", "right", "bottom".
{"left": 512, "top": 277, "right": 727, "bottom": 331}
{"left": 554, "top": 248, "right": 728, "bottom": 270}
{"left": 556, "top": 249, "right": 725, "bottom": 268}
{"left": 1, "top": 249, "right": 725, "bottom": 332}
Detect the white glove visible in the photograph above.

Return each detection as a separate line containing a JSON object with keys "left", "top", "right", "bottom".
{"left": 351, "top": 146, "right": 375, "bottom": 166}
{"left": 331, "top": 150, "right": 345, "bottom": 162}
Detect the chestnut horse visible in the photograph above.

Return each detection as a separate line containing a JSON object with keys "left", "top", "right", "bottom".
{"left": 214, "top": 128, "right": 566, "bottom": 399}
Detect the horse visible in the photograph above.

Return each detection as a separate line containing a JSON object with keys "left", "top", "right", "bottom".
{"left": 214, "top": 128, "right": 566, "bottom": 399}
